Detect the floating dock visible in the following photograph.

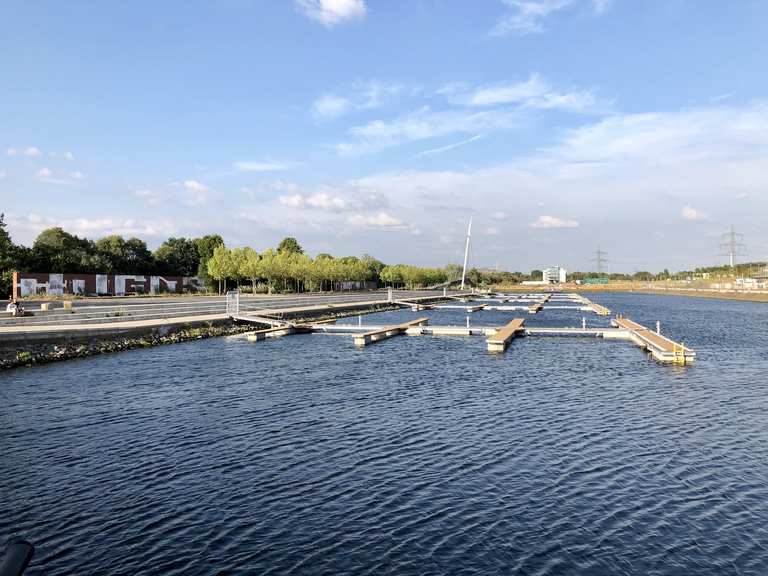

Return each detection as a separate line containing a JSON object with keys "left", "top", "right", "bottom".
{"left": 229, "top": 290, "right": 693, "bottom": 366}
{"left": 486, "top": 318, "right": 526, "bottom": 353}
{"left": 612, "top": 317, "right": 695, "bottom": 365}
{"left": 353, "top": 317, "right": 429, "bottom": 347}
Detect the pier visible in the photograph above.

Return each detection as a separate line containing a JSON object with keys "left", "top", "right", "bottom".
{"left": 486, "top": 318, "right": 526, "bottom": 353}
{"left": 612, "top": 317, "right": 695, "bottom": 365}
{"left": 232, "top": 308, "right": 694, "bottom": 366}
{"left": 353, "top": 317, "right": 430, "bottom": 347}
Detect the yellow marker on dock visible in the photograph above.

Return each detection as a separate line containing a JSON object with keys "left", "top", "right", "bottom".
{"left": 613, "top": 318, "right": 695, "bottom": 364}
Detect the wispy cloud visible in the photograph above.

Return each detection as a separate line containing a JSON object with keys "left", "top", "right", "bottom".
{"left": 7, "top": 146, "right": 41, "bottom": 157}
{"left": 335, "top": 74, "right": 608, "bottom": 154}
{"left": 6, "top": 212, "right": 178, "bottom": 240}
{"left": 182, "top": 179, "right": 209, "bottom": 206}
{"left": 347, "top": 211, "right": 415, "bottom": 232}
{"left": 312, "top": 79, "right": 404, "bottom": 121}
{"left": 447, "top": 73, "right": 610, "bottom": 113}
{"left": 49, "top": 151, "right": 75, "bottom": 160}
{"left": 33, "top": 166, "right": 85, "bottom": 185}
{"left": 234, "top": 160, "right": 293, "bottom": 172}
{"left": 681, "top": 205, "right": 706, "bottom": 221}
{"left": 133, "top": 189, "right": 164, "bottom": 206}
{"left": 337, "top": 106, "right": 519, "bottom": 155}
{"left": 530, "top": 215, "right": 579, "bottom": 229}
{"left": 492, "top": 0, "right": 611, "bottom": 36}
{"left": 280, "top": 192, "right": 348, "bottom": 211}
{"left": 418, "top": 134, "right": 485, "bottom": 157}
{"left": 275, "top": 182, "right": 388, "bottom": 212}
{"left": 313, "top": 94, "right": 352, "bottom": 120}
{"left": 295, "top": 0, "right": 366, "bottom": 27}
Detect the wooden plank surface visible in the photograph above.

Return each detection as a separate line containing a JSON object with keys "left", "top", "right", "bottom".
{"left": 615, "top": 318, "right": 692, "bottom": 353}
{"left": 487, "top": 318, "right": 526, "bottom": 344}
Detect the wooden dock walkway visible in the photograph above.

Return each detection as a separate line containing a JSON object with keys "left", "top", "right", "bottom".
{"left": 354, "top": 317, "right": 430, "bottom": 347}
{"left": 613, "top": 318, "right": 695, "bottom": 365}
{"left": 486, "top": 318, "right": 526, "bottom": 353}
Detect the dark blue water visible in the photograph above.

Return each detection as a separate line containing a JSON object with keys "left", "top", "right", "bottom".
{"left": 2, "top": 293, "right": 768, "bottom": 575}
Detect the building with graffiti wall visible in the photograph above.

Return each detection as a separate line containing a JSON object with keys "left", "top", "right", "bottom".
{"left": 11, "top": 272, "right": 204, "bottom": 298}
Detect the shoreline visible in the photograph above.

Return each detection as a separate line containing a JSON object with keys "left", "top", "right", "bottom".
{"left": 0, "top": 303, "right": 404, "bottom": 372}
{"left": 492, "top": 285, "right": 768, "bottom": 304}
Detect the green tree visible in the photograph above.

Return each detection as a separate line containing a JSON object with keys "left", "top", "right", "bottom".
{"left": 93, "top": 235, "right": 153, "bottom": 273}
{"left": 206, "top": 245, "right": 233, "bottom": 294}
{"left": 258, "top": 248, "right": 279, "bottom": 293}
{"left": 194, "top": 234, "right": 224, "bottom": 290}
{"left": 239, "top": 247, "right": 262, "bottom": 292}
{"left": 153, "top": 237, "right": 199, "bottom": 276}
{"left": 0, "top": 213, "right": 22, "bottom": 295}
{"left": 277, "top": 237, "right": 304, "bottom": 256}
{"left": 31, "top": 227, "right": 96, "bottom": 273}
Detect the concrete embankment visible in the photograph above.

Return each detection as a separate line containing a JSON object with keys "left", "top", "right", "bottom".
{"left": 0, "top": 299, "right": 414, "bottom": 371}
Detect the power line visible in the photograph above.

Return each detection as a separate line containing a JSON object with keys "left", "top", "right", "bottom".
{"left": 591, "top": 245, "right": 609, "bottom": 276}
{"left": 719, "top": 224, "right": 746, "bottom": 268}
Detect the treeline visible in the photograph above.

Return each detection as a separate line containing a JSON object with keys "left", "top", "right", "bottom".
{"left": 205, "top": 242, "right": 451, "bottom": 293}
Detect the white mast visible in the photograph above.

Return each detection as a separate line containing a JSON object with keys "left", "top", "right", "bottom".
{"left": 460, "top": 217, "right": 472, "bottom": 290}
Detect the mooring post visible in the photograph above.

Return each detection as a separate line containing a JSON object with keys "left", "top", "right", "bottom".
{"left": 358, "top": 315, "right": 362, "bottom": 326}
{"left": 656, "top": 321, "right": 661, "bottom": 334}
{"left": 466, "top": 315, "right": 470, "bottom": 329}
{"left": 582, "top": 317, "right": 586, "bottom": 330}
{"left": 443, "top": 287, "right": 447, "bottom": 297}
{"left": 387, "top": 287, "right": 393, "bottom": 303}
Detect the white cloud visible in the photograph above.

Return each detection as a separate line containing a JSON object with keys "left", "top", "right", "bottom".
{"left": 530, "top": 215, "right": 580, "bottom": 229}
{"left": 295, "top": 0, "right": 365, "bottom": 26}
{"left": 681, "top": 205, "right": 706, "bottom": 221}
{"left": 7, "top": 146, "right": 41, "bottom": 157}
{"left": 492, "top": 211, "right": 511, "bottom": 220}
{"left": 492, "top": 0, "right": 575, "bottom": 35}
{"left": 464, "top": 74, "right": 549, "bottom": 106}
{"left": 485, "top": 226, "right": 501, "bottom": 235}
{"left": 234, "top": 160, "right": 293, "bottom": 172}
{"left": 34, "top": 167, "right": 85, "bottom": 184}
{"left": 5, "top": 212, "right": 178, "bottom": 240}
{"left": 49, "top": 151, "right": 75, "bottom": 160}
{"left": 0, "top": 170, "right": 5, "bottom": 180}
{"left": 134, "top": 189, "right": 164, "bottom": 206}
{"left": 492, "top": 0, "right": 610, "bottom": 36}
{"left": 348, "top": 211, "right": 409, "bottom": 230}
{"left": 182, "top": 180, "right": 209, "bottom": 206}
{"left": 279, "top": 192, "right": 348, "bottom": 211}
{"left": 313, "top": 94, "right": 352, "bottom": 120}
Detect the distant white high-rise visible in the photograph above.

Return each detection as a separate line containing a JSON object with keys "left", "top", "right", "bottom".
{"left": 543, "top": 266, "right": 567, "bottom": 284}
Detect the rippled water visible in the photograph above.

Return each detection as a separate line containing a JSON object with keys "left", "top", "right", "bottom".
{"left": 2, "top": 293, "right": 768, "bottom": 575}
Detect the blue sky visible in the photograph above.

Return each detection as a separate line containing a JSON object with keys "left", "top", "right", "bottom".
{"left": 2, "top": 0, "right": 768, "bottom": 272}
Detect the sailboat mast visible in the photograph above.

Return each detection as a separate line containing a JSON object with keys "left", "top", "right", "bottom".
{"left": 460, "top": 217, "right": 472, "bottom": 290}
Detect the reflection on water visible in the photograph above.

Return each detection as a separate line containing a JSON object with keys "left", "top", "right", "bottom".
{"left": 2, "top": 293, "right": 768, "bottom": 575}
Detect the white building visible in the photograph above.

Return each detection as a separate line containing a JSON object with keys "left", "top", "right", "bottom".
{"left": 543, "top": 266, "right": 567, "bottom": 284}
